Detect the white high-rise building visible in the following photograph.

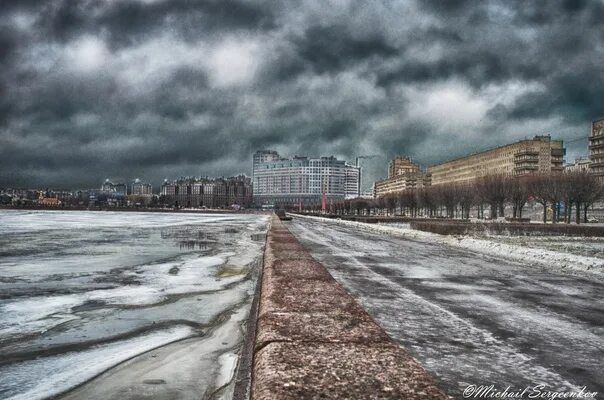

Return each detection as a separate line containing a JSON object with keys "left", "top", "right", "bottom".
{"left": 252, "top": 150, "right": 360, "bottom": 207}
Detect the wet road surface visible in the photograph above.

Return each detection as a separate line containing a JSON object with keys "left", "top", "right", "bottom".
{"left": 287, "top": 217, "right": 604, "bottom": 398}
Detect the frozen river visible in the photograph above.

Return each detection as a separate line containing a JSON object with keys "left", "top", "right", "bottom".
{"left": 288, "top": 216, "right": 604, "bottom": 398}
{"left": 0, "top": 210, "right": 268, "bottom": 400}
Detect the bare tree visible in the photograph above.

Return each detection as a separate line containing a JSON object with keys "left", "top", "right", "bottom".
{"left": 417, "top": 187, "right": 435, "bottom": 217}
{"left": 573, "top": 172, "right": 604, "bottom": 224}
{"left": 559, "top": 172, "right": 578, "bottom": 224}
{"left": 545, "top": 173, "right": 566, "bottom": 223}
{"left": 529, "top": 173, "right": 551, "bottom": 223}
{"left": 477, "top": 174, "right": 507, "bottom": 219}
{"left": 436, "top": 183, "right": 459, "bottom": 218}
{"left": 406, "top": 190, "right": 419, "bottom": 217}
{"left": 352, "top": 199, "right": 366, "bottom": 215}
{"left": 458, "top": 183, "right": 476, "bottom": 219}
{"left": 506, "top": 176, "right": 530, "bottom": 219}
{"left": 385, "top": 194, "right": 397, "bottom": 216}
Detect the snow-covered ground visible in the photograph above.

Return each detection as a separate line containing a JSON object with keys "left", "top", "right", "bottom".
{"left": 0, "top": 210, "right": 268, "bottom": 400}
{"left": 287, "top": 216, "right": 604, "bottom": 397}
{"left": 292, "top": 215, "right": 604, "bottom": 276}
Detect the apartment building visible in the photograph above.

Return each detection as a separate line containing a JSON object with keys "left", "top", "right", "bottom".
{"left": 252, "top": 150, "right": 360, "bottom": 207}
{"left": 589, "top": 118, "right": 604, "bottom": 180}
{"left": 160, "top": 175, "right": 252, "bottom": 208}
{"left": 427, "top": 135, "right": 565, "bottom": 185}
{"left": 565, "top": 157, "right": 591, "bottom": 173}
{"left": 101, "top": 179, "right": 127, "bottom": 196}
{"left": 374, "top": 157, "right": 429, "bottom": 197}
{"left": 131, "top": 178, "right": 153, "bottom": 196}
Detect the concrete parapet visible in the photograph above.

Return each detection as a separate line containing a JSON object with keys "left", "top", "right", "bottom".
{"left": 251, "top": 216, "right": 449, "bottom": 399}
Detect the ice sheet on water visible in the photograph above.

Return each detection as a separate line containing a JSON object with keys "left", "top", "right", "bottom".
{"left": 0, "top": 325, "right": 195, "bottom": 400}
{"left": 0, "top": 210, "right": 269, "bottom": 399}
{"left": 0, "top": 250, "right": 255, "bottom": 344}
{"left": 2, "top": 280, "right": 253, "bottom": 355}
{"left": 0, "top": 210, "right": 250, "bottom": 234}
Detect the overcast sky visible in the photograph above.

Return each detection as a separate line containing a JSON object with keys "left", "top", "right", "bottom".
{"left": 1, "top": 0, "right": 602, "bottom": 190}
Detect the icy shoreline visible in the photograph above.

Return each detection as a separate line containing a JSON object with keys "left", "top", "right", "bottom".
{"left": 57, "top": 300, "right": 254, "bottom": 400}
{"left": 291, "top": 214, "right": 604, "bottom": 276}
{"left": 0, "top": 211, "right": 269, "bottom": 400}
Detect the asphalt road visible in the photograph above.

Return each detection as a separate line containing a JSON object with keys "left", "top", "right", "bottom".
{"left": 287, "top": 217, "right": 604, "bottom": 398}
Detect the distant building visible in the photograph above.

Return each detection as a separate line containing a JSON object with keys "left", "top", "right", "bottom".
{"left": 374, "top": 157, "right": 430, "bottom": 197}
{"left": 37, "top": 194, "right": 61, "bottom": 206}
{"left": 160, "top": 175, "right": 252, "bottom": 208}
{"left": 131, "top": 179, "right": 153, "bottom": 196}
{"left": 252, "top": 150, "right": 360, "bottom": 207}
{"left": 344, "top": 165, "right": 361, "bottom": 200}
{"left": 101, "top": 179, "right": 128, "bottom": 196}
{"left": 428, "top": 135, "right": 565, "bottom": 185}
{"left": 565, "top": 157, "right": 591, "bottom": 173}
{"left": 589, "top": 118, "right": 604, "bottom": 180}
{"left": 253, "top": 150, "right": 281, "bottom": 165}
{"left": 389, "top": 156, "right": 420, "bottom": 177}
{"left": 101, "top": 179, "right": 113, "bottom": 193}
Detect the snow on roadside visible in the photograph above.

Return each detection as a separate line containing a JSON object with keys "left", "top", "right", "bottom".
{"left": 289, "top": 214, "right": 604, "bottom": 276}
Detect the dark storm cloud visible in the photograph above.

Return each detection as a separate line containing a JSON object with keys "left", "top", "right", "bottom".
{"left": 28, "top": 0, "right": 275, "bottom": 47}
{"left": 292, "top": 24, "right": 398, "bottom": 74}
{"left": 0, "top": 0, "right": 602, "bottom": 189}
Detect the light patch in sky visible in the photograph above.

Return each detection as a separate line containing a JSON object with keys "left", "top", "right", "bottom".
{"left": 207, "top": 39, "right": 260, "bottom": 87}
{"left": 406, "top": 81, "right": 489, "bottom": 131}
{"left": 65, "top": 36, "right": 110, "bottom": 73}
{"left": 10, "top": 12, "right": 36, "bottom": 31}
{"left": 71, "top": 113, "right": 101, "bottom": 127}
{"left": 115, "top": 36, "right": 205, "bottom": 90}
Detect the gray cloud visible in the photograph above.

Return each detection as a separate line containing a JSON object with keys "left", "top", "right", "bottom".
{"left": 0, "top": 0, "right": 602, "bottom": 190}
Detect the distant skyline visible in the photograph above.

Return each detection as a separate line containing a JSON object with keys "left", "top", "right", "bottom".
{"left": 1, "top": 1, "right": 602, "bottom": 191}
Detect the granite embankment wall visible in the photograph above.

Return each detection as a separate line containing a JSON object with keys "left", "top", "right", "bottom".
{"left": 250, "top": 216, "right": 448, "bottom": 399}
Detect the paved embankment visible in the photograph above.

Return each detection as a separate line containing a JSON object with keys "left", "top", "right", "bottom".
{"left": 286, "top": 216, "right": 604, "bottom": 396}
{"left": 250, "top": 216, "right": 448, "bottom": 399}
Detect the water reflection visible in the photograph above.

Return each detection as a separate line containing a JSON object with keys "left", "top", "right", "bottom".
{"left": 178, "top": 240, "right": 209, "bottom": 250}
{"left": 159, "top": 227, "right": 219, "bottom": 251}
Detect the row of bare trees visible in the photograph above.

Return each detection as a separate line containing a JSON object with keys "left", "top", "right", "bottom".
{"left": 306, "top": 171, "right": 604, "bottom": 224}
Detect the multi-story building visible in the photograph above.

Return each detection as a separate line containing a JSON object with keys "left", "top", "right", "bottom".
{"left": 101, "top": 179, "right": 128, "bottom": 196}
{"left": 131, "top": 179, "right": 153, "bottom": 196}
{"left": 160, "top": 175, "right": 252, "bottom": 208}
{"left": 388, "top": 157, "right": 420, "bottom": 177}
{"left": 253, "top": 150, "right": 282, "bottom": 165}
{"left": 252, "top": 150, "right": 360, "bottom": 207}
{"left": 345, "top": 165, "right": 361, "bottom": 199}
{"left": 428, "top": 135, "right": 565, "bottom": 185}
{"left": 589, "top": 118, "right": 604, "bottom": 179}
{"left": 565, "top": 157, "right": 591, "bottom": 173}
{"left": 374, "top": 157, "right": 430, "bottom": 197}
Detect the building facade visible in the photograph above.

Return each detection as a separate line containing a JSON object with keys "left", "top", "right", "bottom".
{"left": 253, "top": 150, "right": 281, "bottom": 165}
{"left": 374, "top": 157, "right": 430, "bottom": 197}
{"left": 428, "top": 135, "right": 565, "bottom": 185}
{"left": 252, "top": 150, "right": 360, "bottom": 207}
{"left": 131, "top": 179, "right": 153, "bottom": 195}
{"left": 160, "top": 175, "right": 252, "bottom": 208}
{"left": 589, "top": 118, "right": 604, "bottom": 179}
{"left": 101, "top": 179, "right": 127, "bottom": 196}
{"left": 565, "top": 157, "right": 591, "bottom": 173}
